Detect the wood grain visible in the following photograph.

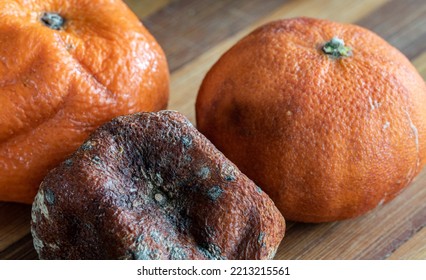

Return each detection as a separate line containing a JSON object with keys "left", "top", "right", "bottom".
{"left": 413, "top": 51, "right": 426, "bottom": 79}
{"left": 142, "top": 0, "right": 289, "bottom": 71}
{"left": 0, "top": 204, "right": 31, "bottom": 251}
{"left": 388, "top": 227, "right": 426, "bottom": 259}
{"left": 1, "top": 0, "right": 425, "bottom": 260}
{"left": 123, "top": 0, "right": 170, "bottom": 19}
{"left": 356, "top": 0, "right": 426, "bottom": 60}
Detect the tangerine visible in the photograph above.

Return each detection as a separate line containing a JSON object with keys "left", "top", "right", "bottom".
{"left": 0, "top": 0, "right": 169, "bottom": 203}
{"left": 196, "top": 17, "right": 426, "bottom": 222}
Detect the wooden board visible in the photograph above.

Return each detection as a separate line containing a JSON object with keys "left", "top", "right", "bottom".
{"left": 1, "top": 0, "right": 425, "bottom": 260}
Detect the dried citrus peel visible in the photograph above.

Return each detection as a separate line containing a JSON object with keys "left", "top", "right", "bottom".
{"left": 322, "top": 37, "right": 352, "bottom": 58}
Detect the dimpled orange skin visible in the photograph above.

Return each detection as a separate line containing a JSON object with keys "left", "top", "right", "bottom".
{"left": 0, "top": 0, "right": 169, "bottom": 203}
{"left": 196, "top": 17, "right": 426, "bottom": 223}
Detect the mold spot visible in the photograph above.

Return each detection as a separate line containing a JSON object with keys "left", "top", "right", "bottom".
{"left": 121, "top": 168, "right": 131, "bottom": 176}
{"left": 198, "top": 243, "right": 225, "bottom": 260}
{"left": 206, "top": 186, "right": 224, "bottom": 201}
{"left": 31, "top": 208, "right": 37, "bottom": 223}
{"left": 177, "top": 214, "right": 191, "bottom": 234}
{"left": 81, "top": 141, "right": 93, "bottom": 151}
{"left": 135, "top": 234, "right": 144, "bottom": 244}
{"left": 154, "top": 193, "right": 165, "bottom": 205}
{"left": 92, "top": 155, "right": 101, "bottom": 164}
{"left": 184, "top": 155, "right": 192, "bottom": 162}
{"left": 182, "top": 118, "right": 194, "bottom": 127}
{"left": 33, "top": 189, "right": 49, "bottom": 219}
{"left": 198, "top": 167, "right": 210, "bottom": 179}
{"left": 150, "top": 230, "right": 161, "bottom": 243}
{"left": 258, "top": 232, "right": 266, "bottom": 247}
{"left": 32, "top": 231, "right": 44, "bottom": 255}
{"left": 267, "top": 247, "right": 278, "bottom": 259}
{"left": 181, "top": 135, "right": 193, "bottom": 149}
{"left": 170, "top": 247, "right": 187, "bottom": 260}
{"left": 222, "top": 164, "right": 236, "bottom": 182}
{"left": 202, "top": 226, "right": 215, "bottom": 239}
{"left": 64, "top": 159, "right": 73, "bottom": 167}
{"left": 46, "top": 243, "right": 60, "bottom": 251}
{"left": 131, "top": 176, "right": 140, "bottom": 183}
{"left": 45, "top": 188, "right": 55, "bottom": 205}
{"left": 256, "top": 186, "right": 263, "bottom": 193}
{"left": 132, "top": 245, "right": 159, "bottom": 260}
{"left": 41, "top": 12, "right": 64, "bottom": 30}
{"left": 104, "top": 180, "right": 116, "bottom": 190}
{"left": 153, "top": 173, "right": 163, "bottom": 186}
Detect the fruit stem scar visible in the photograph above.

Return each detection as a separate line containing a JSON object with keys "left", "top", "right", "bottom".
{"left": 41, "top": 12, "right": 65, "bottom": 30}
{"left": 322, "top": 37, "right": 352, "bottom": 58}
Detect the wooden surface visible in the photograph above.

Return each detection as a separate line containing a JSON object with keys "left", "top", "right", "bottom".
{"left": 1, "top": 0, "right": 425, "bottom": 260}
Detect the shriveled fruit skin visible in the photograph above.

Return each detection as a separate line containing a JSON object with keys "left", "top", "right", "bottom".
{"left": 31, "top": 111, "right": 285, "bottom": 260}
{"left": 196, "top": 17, "right": 426, "bottom": 222}
{"left": 0, "top": 0, "right": 169, "bottom": 203}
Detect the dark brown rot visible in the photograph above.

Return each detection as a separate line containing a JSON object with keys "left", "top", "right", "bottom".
{"left": 31, "top": 111, "right": 285, "bottom": 260}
